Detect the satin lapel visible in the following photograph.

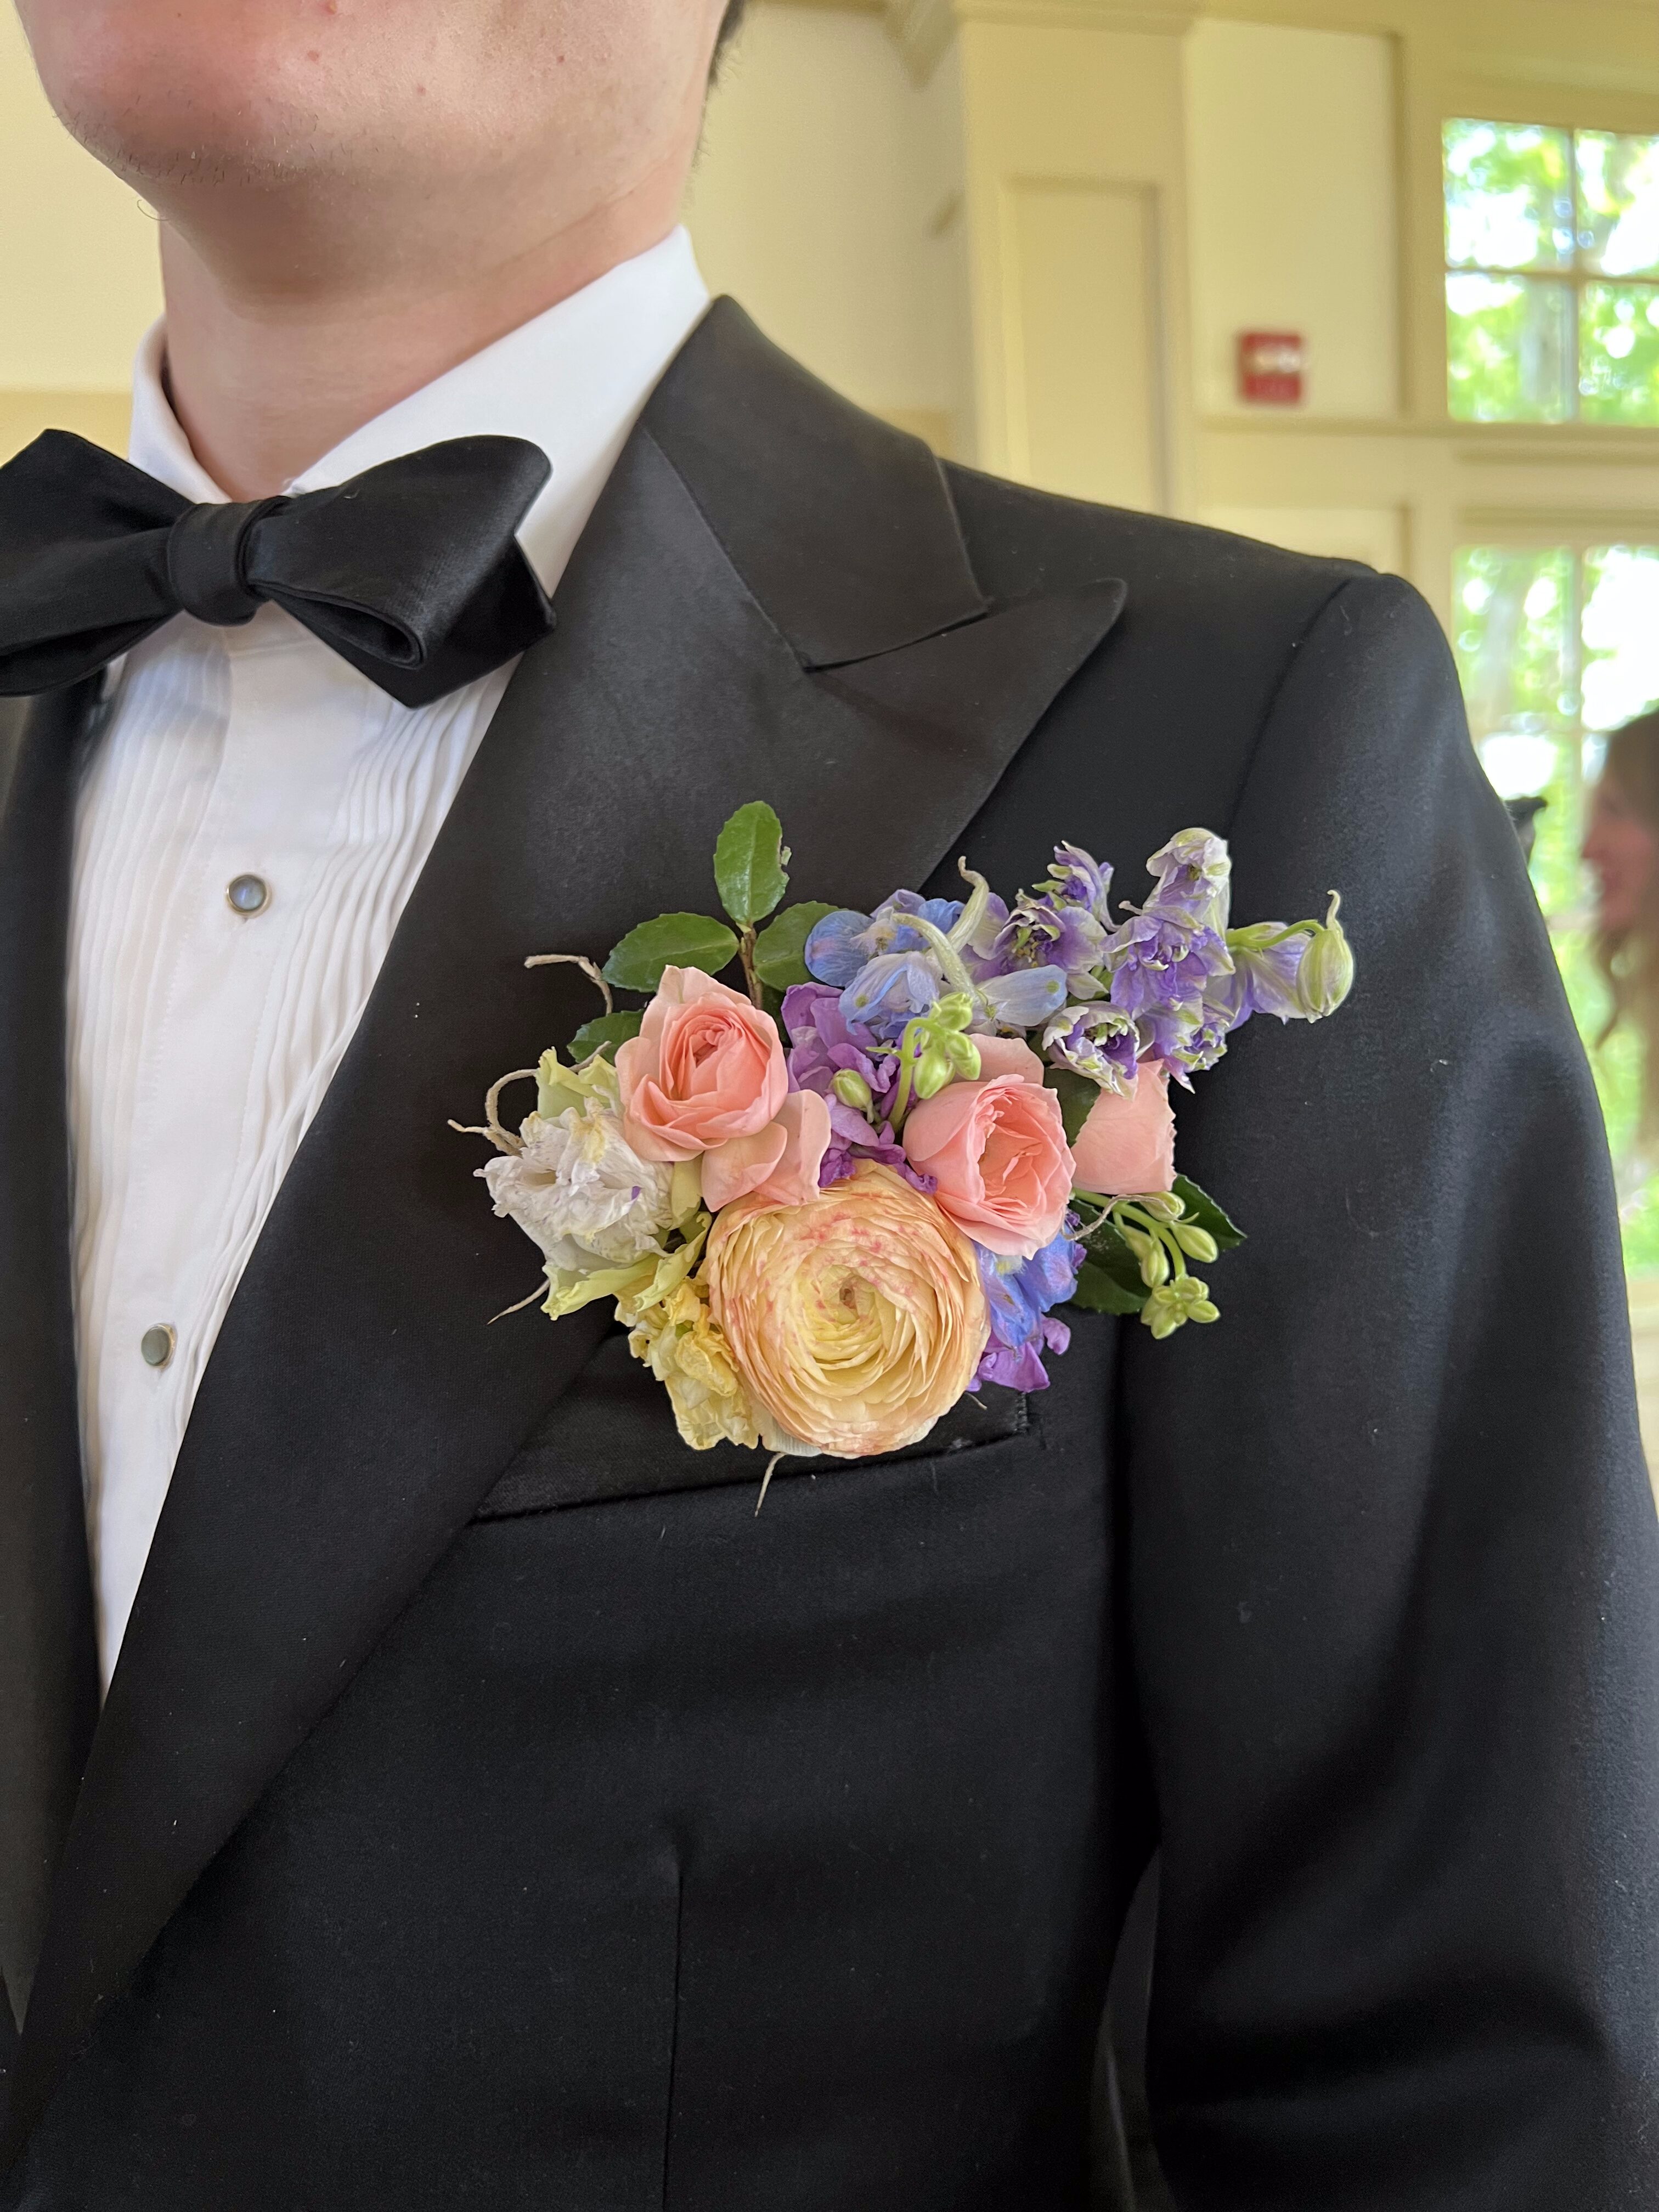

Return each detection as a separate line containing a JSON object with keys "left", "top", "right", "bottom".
{"left": 7, "top": 319, "right": 1125, "bottom": 2160}
{"left": 0, "top": 689, "right": 100, "bottom": 2054}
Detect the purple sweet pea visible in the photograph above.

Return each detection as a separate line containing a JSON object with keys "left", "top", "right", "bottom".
{"left": 783, "top": 983, "right": 890, "bottom": 1096}
{"left": 973, "top": 1227, "right": 1083, "bottom": 1393}
{"left": 784, "top": 983, "right": 935, "bottom": 1193}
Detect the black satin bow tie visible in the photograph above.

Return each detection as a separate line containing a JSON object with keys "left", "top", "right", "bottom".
{"left": 0, "top": 430, "right": 557, "bottom": 709}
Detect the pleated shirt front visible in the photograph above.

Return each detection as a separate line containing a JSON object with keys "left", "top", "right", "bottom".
{"left": 67, "top": 230, "right": 709, "bottom": 1683}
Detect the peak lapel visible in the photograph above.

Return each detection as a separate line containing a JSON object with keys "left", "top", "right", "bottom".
{"left": 0, "top": 689, "right": 99, "bottom": 2056}
{"left": 5, "top": 309, "right": 1126, "bottom": 2163}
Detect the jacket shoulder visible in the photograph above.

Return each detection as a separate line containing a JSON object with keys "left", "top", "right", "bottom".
{"left": 942, "top": 460, "right": 1368, "bottom": 644}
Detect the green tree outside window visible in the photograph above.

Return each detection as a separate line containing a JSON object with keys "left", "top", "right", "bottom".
{"left": 1446, "top": 121, "right": 1659, "bottom": 425}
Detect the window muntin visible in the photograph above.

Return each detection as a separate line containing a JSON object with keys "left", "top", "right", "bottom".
{"left": 1445, "top": 121, "right": 1659, "bottom": 425}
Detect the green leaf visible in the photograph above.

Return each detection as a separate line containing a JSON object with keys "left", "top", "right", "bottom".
{"left": 1045, "top": 1064, "right": 1100, "bottom": 1147}
{"left": 753, "top": 900, "right": 837, "bottom": 991}
{"left": 1172, "top": 1175, "right": 1246, "bottom": 1252}
{"left": 602, "top": 912, "right": 740, "bottom": 994}
{"left": 713, "top": 801, "right": 790, "bottom": 927}
{"left": 567, "top": 1010, "right": 644, "bottom": 1063}
{"left": 1069, "top": 1259, "right": 1147, "bottom": 1316}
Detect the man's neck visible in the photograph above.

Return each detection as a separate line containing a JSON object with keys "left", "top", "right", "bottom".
{"left": 159, "top": 187, "right": 684, "bottom": 500}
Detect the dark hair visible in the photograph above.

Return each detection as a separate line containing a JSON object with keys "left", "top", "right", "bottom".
{"left": 1595, "top": 708, "right": 1659, "bottom": 1137}
{"left": 714, "top": 0, "right": 747, "bottom": 66}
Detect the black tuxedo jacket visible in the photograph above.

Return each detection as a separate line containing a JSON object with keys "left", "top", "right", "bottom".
{"left": 2, "top": 302, "right": 1656, "bottom": 2209}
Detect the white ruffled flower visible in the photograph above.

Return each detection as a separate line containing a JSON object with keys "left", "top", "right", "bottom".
{"left": 483, "top": 1099, "right": 674, "bottom": 1272}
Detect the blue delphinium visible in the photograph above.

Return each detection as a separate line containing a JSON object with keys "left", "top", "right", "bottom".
{"left": 805, "top": 893, "right": 965, "bottom": 989}
{"left": 974, "top": 1228, "right": 1084, "bottom": 1392}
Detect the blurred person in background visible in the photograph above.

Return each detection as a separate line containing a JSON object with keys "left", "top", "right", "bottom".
{"left": 1585, "top": 710, "right": 1659, "bottom": 1183}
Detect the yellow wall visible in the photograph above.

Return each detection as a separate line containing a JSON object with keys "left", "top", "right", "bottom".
{"left": 1187, "top": 19, "right": 1398, "bottom": 421}
{"left": 0, "top": 5, "right": 159, "bottom": 454}
{"left": 689, "top": 5, "right": 970, "bottom": 454}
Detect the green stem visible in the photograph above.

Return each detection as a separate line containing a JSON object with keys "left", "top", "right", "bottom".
{"left": 1113, "top": 1199, "right": 1188, "bottom": 1279}
{"left": 737, "top": 925, "right": 764, "bottom": 1009}
{"left": 904, "top": 916, "right": 983, "bottom": 1006}
{"left": 889, "top": 1017, "right": 927, "bottom": 1131}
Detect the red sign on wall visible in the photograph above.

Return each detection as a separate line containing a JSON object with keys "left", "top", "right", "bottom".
{"left": 1238, "top": 331, "right": 1306, "bottom": 407}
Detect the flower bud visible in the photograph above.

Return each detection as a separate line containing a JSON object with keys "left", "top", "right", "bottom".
{"left": 832, "top": 1068, "right": 874, "bottom": 1113}
{"left": 1173, "top": 1222, "right": 1218, "bottom": 1263}
{"left": 1296, "top": 894, "right": 1354, "bottom": 1019}
{"left": 1123, "top": 1226, "right": 1170, "bottom": 1288}
{"left": 913, "top": 1045, "right": 956, "bottom": 1100}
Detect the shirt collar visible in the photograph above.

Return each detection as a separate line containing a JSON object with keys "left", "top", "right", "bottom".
{"left": 127, "top": 227, "right": 710, "bottom": 597}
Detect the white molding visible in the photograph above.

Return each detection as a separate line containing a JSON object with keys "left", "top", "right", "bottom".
{"left": 887, "top": 0, "right": 1198, "bottom": 82}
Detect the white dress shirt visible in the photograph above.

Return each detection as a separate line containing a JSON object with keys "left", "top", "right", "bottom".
{"left": 68, "top": 228, "right": 710, "bottom": 1686}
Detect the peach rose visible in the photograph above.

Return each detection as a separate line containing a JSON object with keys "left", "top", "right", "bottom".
{"left": 967, "top": 1033, "right": 1046, "bottom": 1085}
{"left": 900, "top": 1074, "right": 1073, "bottom": 1260}
{"left": 701, "top": 1090, "right": 832, "bottom": 1211}
{"left": 617, "top": 966, "right": 788, "bottom": 1176}
{"left": 1070, "top": 1062, "right": 1176, "bottom": 1196}
{"left": 704, "top": 1163, "right": 990, "bottom": 1459}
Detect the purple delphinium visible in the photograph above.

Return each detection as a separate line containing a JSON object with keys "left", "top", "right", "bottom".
{"left": 1042, "top": 1003, "right": 1139, "bottom": 1093}
{"left": 1105, "top": 911, "right": 1232, "bottom": 1024}
{"left": 973, "top": 1227, "right": 1084, "bottom": 1392}
{"left": 1204, "top": 929, "right": 1307, "bottom": 1028}
{"left": 782, "top": 983, "right": 935, "bottom": 1194}
{"left": 966, "top": 841, "right": 1114, "bottom": 1003}
{"left": 1142, "top": 830, "right": 1231, "bottom": 933}
{"left": 1043, "top": 842, "right": 1114, "bottom": 921}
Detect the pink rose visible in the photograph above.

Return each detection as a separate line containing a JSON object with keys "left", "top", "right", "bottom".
{"left": 618, "top": 966, "right": 788, "bottom": 1166}
{"left": 1070, "top": 1062, "right": 1176, "bottom": 1196}
{"left": 967, "top": 1033, "right": 1046, "bottom": 1085}
{"left": 900, "top": 1073, "right": 1073, "bottom": 1259}
{"left": 701, "top": 1090, "right": 832, "bottom": 1211}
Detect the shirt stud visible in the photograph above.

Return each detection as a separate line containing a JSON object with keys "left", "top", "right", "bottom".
{"left": 227, "top": 873, "right": 270, "bottom": 917}
{"left": 140, "top": 1324, "right": 177, "bottom": 1370}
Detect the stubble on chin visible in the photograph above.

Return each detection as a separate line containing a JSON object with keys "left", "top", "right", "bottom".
{"left": 51, "top": 81, "right": 360, "bottom": 198}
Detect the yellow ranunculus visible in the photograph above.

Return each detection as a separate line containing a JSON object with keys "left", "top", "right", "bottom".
{"left": 628, "top": 1278, "right": 793, "bottom": 1453}
{"left": 702, "top": 1163, "right": 990, "bottom": 1459}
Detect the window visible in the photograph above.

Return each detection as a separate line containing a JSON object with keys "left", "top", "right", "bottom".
{"left": 1458, "top": 540, "right": 1659, "bottom": 1262}
{"left": 1445, "top": 121, "right": 1659, "bottom": 425}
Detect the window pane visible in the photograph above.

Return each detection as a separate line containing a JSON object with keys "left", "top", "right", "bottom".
{"left": 1582, "top": 546, "right": 1659, "bottom": 731}
{"left": 1447, "top": 274, "right": 1575, "bottom": 421}
{"left": 1579, "top": 284, "right": 1659, "bottom": 424}
{"left": 1444, "top": 119, "right": 1575, "bottom": 271}
{"left": 1577, "top": 131, "right": 1659, "bottom": 278}
{"left": 1453, "top": 545, "right": 1575, "bottom": 751}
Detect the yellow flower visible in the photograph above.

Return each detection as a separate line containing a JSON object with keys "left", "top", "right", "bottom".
{"left": 628, "top": 1278, "right": 793, "bottom": 1454}
{"left": 703, "top": 1163, "right": 990, "bottom": 1459}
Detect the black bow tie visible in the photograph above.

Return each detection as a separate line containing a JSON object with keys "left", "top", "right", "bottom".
{"left": 0, "top": 430, "right": 558, "bottom": 709}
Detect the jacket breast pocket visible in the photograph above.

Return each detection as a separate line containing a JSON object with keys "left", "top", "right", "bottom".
{"left": 472, "top": 1328, "right": 1030, "bottom": 1521}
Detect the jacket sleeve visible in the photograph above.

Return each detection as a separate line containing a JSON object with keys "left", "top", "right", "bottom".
{"left": 1127, "top": 572, "right": 1659, "bottom": 2208}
